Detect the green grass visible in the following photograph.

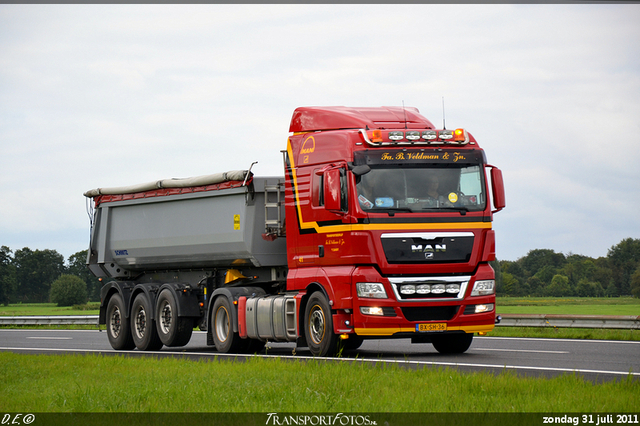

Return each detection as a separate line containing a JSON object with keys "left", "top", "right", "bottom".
{"left": 489, "top": 326, "right": 640, "bottom": 341}
{"left": 0, "top": 352, "right": 637, "bottom": 413}
{"left": 0, "top": 303, "right": 100, "bottom": 316}
{"left": 492, "top": 297, "right": 640, "bottom": 340}
{"left": 496, "top": 297, "right": 640, "bottom": 316}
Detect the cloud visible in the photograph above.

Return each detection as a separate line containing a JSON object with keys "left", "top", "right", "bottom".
{"left": 0, "top": 4, "right": 639, "bottom": 261}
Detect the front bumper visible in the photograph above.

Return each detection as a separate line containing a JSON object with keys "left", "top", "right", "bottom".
{"left": 346, "top": 265, "right": 496, "bottom": 337}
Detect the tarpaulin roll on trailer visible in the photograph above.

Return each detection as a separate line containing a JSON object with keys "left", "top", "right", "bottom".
{"left": 83, "top": 170, "right": 250, "bottom": 198}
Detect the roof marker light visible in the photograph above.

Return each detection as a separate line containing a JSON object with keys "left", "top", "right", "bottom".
{"left": 453, "top": 128, "right": 468, "bottom": 144}
{"left": 370, "top": 129, "right": 383, "bottom": 143}
{"left": 439, "top": 130, "right": 454, "bottom": 140}
{"left": 406, "top": 131, "right": 420, "bottom": 141}
{"left": 359, "top": 129, "right": 382, "bottom": 146}
{"left": 389, "top": 131, "right": 404, "bottom": 141}
{"left": 422, "top": 130, "right": 437, "bottom": 140}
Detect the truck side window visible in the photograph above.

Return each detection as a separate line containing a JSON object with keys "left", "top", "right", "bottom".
{"left": 339, "top": 168, "right": 348, "bottom": 212}
{"left": 312, "top": 171, "right": 322, "bottom": 207}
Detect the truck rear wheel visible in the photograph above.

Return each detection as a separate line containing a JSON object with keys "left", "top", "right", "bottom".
{"left": 431, "top": 333, "right": 473, "bottom": 354}
{"left": 106, "top": 293, "right": 135, "bottom": 350}
{"left": 304, "top": 292, "right": 339, "bottom": 357}
{"left": 211, "top": 296, "right": 243, "bottom": 353}
{"left": 131, "top": 293, "right": 163, "bottom": 351}
{"left": 156, "top": 289, "right": 193, "bottom": 347}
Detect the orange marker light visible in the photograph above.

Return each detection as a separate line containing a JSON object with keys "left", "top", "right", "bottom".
{"left": 453, "top": 128, "right": 466, "bottom": 142}
{"left": 369, "top": 129, "right": 383, "bottom": 143}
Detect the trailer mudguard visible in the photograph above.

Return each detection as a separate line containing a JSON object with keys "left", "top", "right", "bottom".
{"left": 98, "top": 281, "right": 135, "bottom": 325}
{"left": 157, "top": 283, "right": 202, "bottom": 318}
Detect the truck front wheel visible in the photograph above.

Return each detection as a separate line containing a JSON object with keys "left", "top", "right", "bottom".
{"left": 431, "top": 333, "right": 473, "bottom": 354}
{"left": 211, "top": 296, "right": 243, "bottom": 353}
{"left": 156, "top": 289, "right": 193, "bottom": 347}
{"left": 106, "top": 293, "right": 135, "bottom": 350}
{"left": 304, "top": 292, "right": 339, "bottom": 357}
{"left": 131, "top": 293, "right": 163, "bottom": 351}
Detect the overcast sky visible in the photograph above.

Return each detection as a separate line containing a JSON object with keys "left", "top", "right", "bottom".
{"left": 1, "top": 4, "right": 639, "bottom": 262}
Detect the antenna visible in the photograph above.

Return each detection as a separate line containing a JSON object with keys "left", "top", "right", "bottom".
{"left": 442, "top": 97, "right": 446, "bottom": 130}
{"left": 402, "top": 100, "right": 408, "bottom": 129}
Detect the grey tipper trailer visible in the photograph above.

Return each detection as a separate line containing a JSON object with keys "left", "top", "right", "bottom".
{"left": 85, "top": 172, "right": 289, "bottom": 351}
{"left": 86, "top": 175, "right": 287, "bottom": 277}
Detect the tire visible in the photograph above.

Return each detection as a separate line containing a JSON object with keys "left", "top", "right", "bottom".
{"left": 131, "top": 293, "right": 163, "bottom": 351}
{"left": 304, "top": 292, "right": 339, "bottom": 357}
{"left": 211, "top": 296, "right": 243, "bottom": 353}
{"left": 431, "top": 333, "right": 473, "bottom": 354}
{"left": 156, "top": 289, "right": 193, "bottom": 347}
{"left": 105, "top": 293, "right": 135, "bottom": 350}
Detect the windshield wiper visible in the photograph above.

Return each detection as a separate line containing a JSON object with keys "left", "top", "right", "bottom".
{"left": 421, "top": 206, "right": 468, "bottom": 215}
{"left": 368, "top": 207, "right": 414, "bottom": 216}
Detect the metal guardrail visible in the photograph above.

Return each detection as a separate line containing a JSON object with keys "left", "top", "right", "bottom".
{"left": 0, "top": 315, "right": 99, "bottom": 325}
{"left": 497, "top": 314, "right": 640, "bottom": 330}
{"left": 0, "top": 314, "right": 638, "bottom": 329}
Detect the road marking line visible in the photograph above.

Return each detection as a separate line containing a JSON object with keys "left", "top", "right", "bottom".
{"left": 473, "top": 348, "right": 569, "bottom": 354}
{"left": 477, "top": 336, "right": 640, "bottom": 345}
{"left": 26, "top": 337, "right": 73, "bottom": 340}
{"left": 0, "top": 346, "right": 637, "bottom": 378}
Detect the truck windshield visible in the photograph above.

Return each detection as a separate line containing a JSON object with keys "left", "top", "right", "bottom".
{"left": 356, "top": 165, "right": 486, "bottom": 213}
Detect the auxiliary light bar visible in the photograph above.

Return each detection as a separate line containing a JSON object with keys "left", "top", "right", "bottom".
{"left": 359, "top": 128, "right": 471, "bottom": 146}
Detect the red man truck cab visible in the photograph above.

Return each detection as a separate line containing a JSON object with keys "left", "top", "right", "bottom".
{"left": 284, "top": 106, "right": 505, "bottom": 355}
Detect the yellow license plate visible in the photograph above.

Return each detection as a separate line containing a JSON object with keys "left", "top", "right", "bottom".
{"left": 416, "top": 323, "right": 447, "bottom": 332}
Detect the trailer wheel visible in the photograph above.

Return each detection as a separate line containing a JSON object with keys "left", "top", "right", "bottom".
{"left": 304, "top": 292, "right": 339, "bottom": 357}
{"left": 211, "top": 297, "right": 243, "bottom": 353}
{"left": 431, "top": 333, "right": 473, "bottom": 354}
{"left": 156, "top": 289, "right": 193, "bottom": 347}
{"left": 131, "top": 293, "right": 163, "bottom": 351}
{"left": 105, "top": 293, "right": 135, "bottom": 350}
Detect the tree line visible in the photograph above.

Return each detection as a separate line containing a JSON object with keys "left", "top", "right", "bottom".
{"left": 493, "top": 238, "right": 640, "bottom": 298}
{"left": 1, "top": 237, "right": 639, "bottom": 306}
{"left": 0, "top": 247, "right": 101, "bottom": 305}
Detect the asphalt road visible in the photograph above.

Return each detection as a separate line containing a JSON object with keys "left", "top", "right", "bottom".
{"left": 1, "top": 329, "right": 638, "bottom": 382}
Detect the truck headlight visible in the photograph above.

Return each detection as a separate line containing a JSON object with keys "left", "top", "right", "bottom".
{"left": 356, "top": 282, "right": 388, "bottom": 299}
{"left": 475, "top": 303, "right": 494, "bottom": 313}
{"left": 360, "top": 306, "right": 384, "bottom": 316}
{"left": 470, "top": 280, "right": 495, "bottom": 296}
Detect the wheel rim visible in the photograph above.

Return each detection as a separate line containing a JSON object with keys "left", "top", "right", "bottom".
{"left": 308, "top": 305, "right": 325, "bottom": 345}
{"left": 134, "top": 306, "right": 147, "bottom": 339}
{"left": 159, "top": 300, "right": 172, "bottom": 335}
{"left": 109, "top": 306, "right": 122, "bottom": 338}
{"left": 215, "top": 306, "right": 229, "bottom": 343}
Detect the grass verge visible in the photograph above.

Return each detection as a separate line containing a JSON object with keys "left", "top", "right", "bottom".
{"left": 0, "top": 352, "right": 638, "bottom": 413}
{"left": 496, "top": 297, "right": 640, "bottom": 316}
{"left": 0, "top": 303, "right": 100, "bottom": 316}
{"left": 488, "top": 326, "right": 640, "bottom": 341}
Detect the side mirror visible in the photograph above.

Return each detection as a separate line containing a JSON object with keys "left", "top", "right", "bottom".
{"left": 324, "top": 168, "right": 342, "bottom": 212}
{"left": 350, "top": 164, "right": 371, "bottom": 177}
{"left": 489, "top": 166, "right": 506, "bottom": 213}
